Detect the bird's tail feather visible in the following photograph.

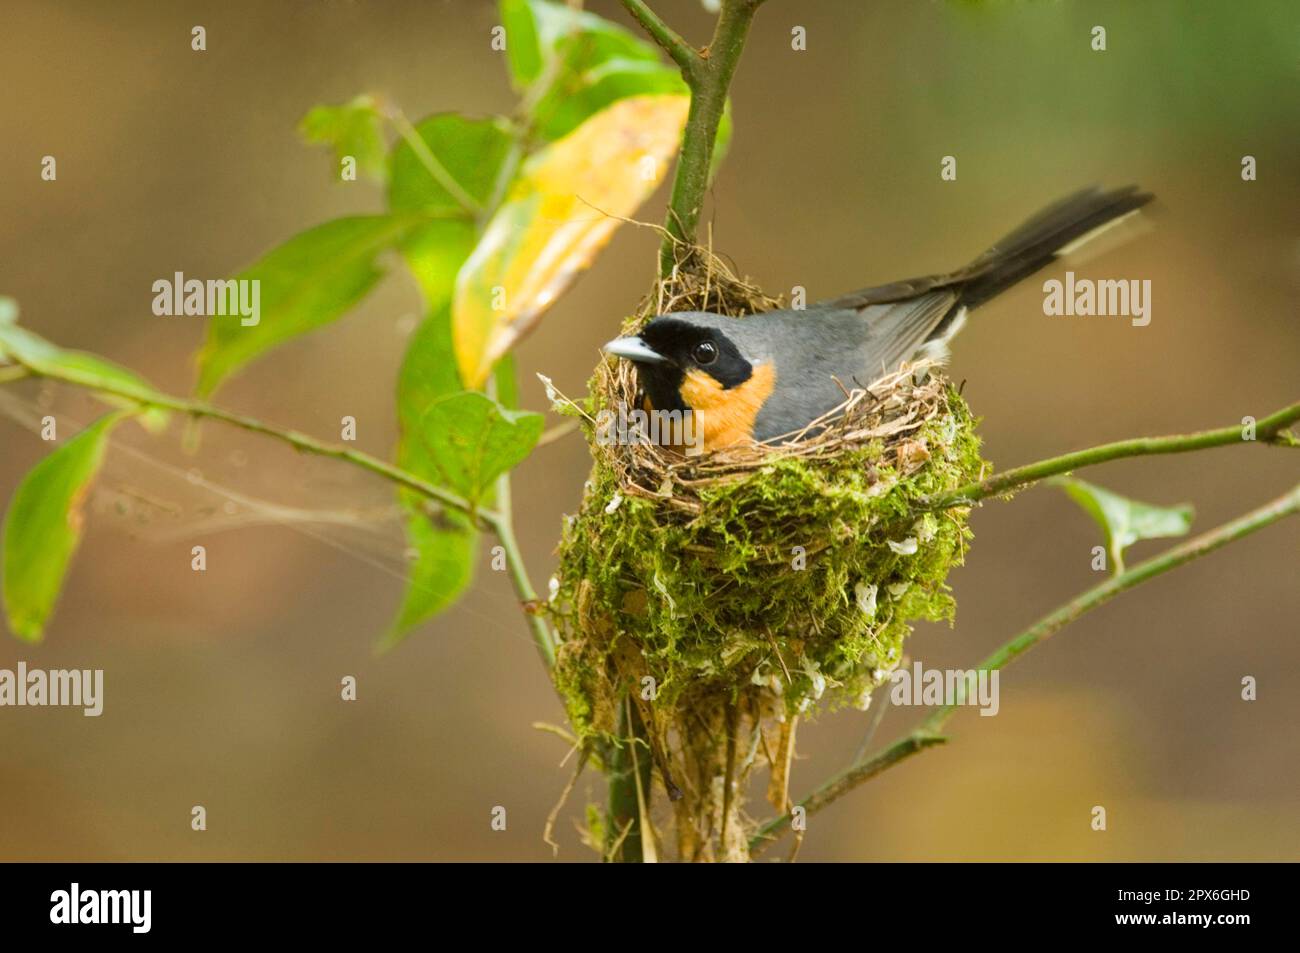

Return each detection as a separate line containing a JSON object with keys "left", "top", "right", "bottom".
{"left": 955, "top": 184, "right": 1153, "bottom": 310}
{"left": 815, "top": 185, "right": 1153, "bottom": 322}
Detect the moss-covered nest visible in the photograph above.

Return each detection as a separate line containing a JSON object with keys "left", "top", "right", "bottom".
{"left": 544, "top": 254, "right": 987, "bottom": 857}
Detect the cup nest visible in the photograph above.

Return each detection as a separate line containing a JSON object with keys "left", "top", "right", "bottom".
{"left": 544, "top": 252, "right": 987, "bottom": 857}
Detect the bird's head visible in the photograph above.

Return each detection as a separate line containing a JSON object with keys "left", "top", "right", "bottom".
{"left": 602, "top": 314, "right": 774, "bottom": 449}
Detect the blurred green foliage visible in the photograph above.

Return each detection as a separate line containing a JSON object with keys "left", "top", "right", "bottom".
{"left": 2, "top": 0, "right": 705, "bottom": 646}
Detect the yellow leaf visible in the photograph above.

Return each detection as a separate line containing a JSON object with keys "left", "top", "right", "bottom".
{"left": 453, "top": 94, "right": 689, "bottom": 387}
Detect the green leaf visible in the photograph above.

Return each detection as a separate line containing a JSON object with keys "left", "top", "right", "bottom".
{"left": 380, "top": 503, "right": 477, "bottom": 651}
{"left": 387, "top": 114, "right": 513, "bottom": 217}
{"left": 417, "top": 391, "right": 543, "bottom": 504}
{"left": 397, "top": 219, "right": 477, "bottom": 315}
{"left": 492, "top": 353, "right": 520, "bottom": 410}
{"left": 194, "top": 215, "right": 417, "bottom": 398}
{"left": 453, "top": 94, "right": 688, "bottom": 386}
{"left": 501, "top": 0, "right": 656, "bottom": 90}
{"left": 499, "top": 0, "right": 701, "bottom": 144}
{"left": 397, "top": 305, "right": 464, "bottom": 442}
{"left": 1051, "top": 477, "right": 1195, "bottom": 574}
{"left": 0, "top": 319, "right": 154, "bottom": 402}
{"left": 298, "top": 94, "right": 388, "bottom": 183}
{"left": 3, "top": 413, "right": 125, "bottom": 641}
{"left": 385, "top": 304, "right": 478, "bottom": 647}
{"left": 394, "top": 307, "right": 519, "bottom": 482}
{"left": 532, "top": 57, "right": 689, "bottom": 142}
{"left": 0, "top": 308, "right": 168, "bottom": 433}
{"left": 500, "top": 0, "right": 545, "bottom": 87}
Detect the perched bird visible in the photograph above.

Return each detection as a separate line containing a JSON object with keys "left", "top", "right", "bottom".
{"left": 604, "top": 185, "right": 1152, "bottom": 451}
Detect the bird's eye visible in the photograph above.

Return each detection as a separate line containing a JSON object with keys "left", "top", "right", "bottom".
{"left": 692, "top": 341, "right": 718, "bottom": 365}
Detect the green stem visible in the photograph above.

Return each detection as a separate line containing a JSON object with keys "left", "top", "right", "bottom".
{"left": 929, "top": 400, "right": 1300, "bottom": 511}
{"left": 5, "top": 357, "right": 572, "bottom": 666}
{"left": 751, "top": 481, "right": 1300, "bottom": 853}
{"left": 619, "top": 0, "right": 701, "bottom": 75}
{"left": 624, "top": 0, "right": 765, "bottom": 276}
{"left": 612, "top": 0, "right": 766, "bottom": 862}
{"left": 606, "top": 701, "right": 653, "bottom": 862}
{"left": 28, "top": 363, "right": 482, "bottom": 520}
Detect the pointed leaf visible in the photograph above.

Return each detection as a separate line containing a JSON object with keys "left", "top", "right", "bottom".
{"left": 380, "top": 503, "right": 476, "bottom": 650}
{"left": 3, "top": 413, "right": 125, "bottom": 641}
{"left": 195, "top": 215, "right": 417, "bottom": 398}
{"left": 453, "top": 93, "right": 689, "bottom": 386}
{"left": 387, "top": 304, "right": 478, "bottom": 647}
{"left": 1051, "top": 477, "right": 1194, "bottom": 574}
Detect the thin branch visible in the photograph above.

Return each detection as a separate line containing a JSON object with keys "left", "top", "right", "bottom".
{"left": 621, "top": 0, "right": 765, "bottom": 276}
{"left": 928, "top": 400, "right": 1300, "bottom": 511}
{"left": 619, "top": 0, "right": 701, "bottom": 76}
{"left": 9, "top": 355, "right": 568, "bottom": 665}
{"left": 609, "top": 0, "right": 767, "bottom": 863}
{"left": 30, "top": 362, "right": 483, "bottom": 520}
{"left": 751, "top": 481, "right": 1300, "bottom": 853}
{"left": 492, "top": 473, "right": 556, "bottom": 668}
{"left": 0, "top": 365, "right": 30, "bottom": 384}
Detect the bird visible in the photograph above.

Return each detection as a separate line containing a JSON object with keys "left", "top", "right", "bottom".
{"left": 603, "top": 185, "right": 1153, "bottom": 451}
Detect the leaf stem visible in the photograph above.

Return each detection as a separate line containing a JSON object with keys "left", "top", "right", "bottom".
{"left": 751, "top": 481, "right": 1300, "bottom": 853}
{"left": 928, "top": 400, "right": 1300, "bottom": 511}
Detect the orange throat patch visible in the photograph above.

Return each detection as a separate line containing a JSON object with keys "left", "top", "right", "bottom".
{"left": 678, "top": 362, "right": 776, "bottom": 451}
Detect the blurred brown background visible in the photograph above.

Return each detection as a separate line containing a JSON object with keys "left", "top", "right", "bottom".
{"left": 1, "top": 0, "right": 1297, "bottom": 861}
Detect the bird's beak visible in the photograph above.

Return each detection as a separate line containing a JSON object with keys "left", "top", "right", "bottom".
{"left": 602, "top": 335, "right": 668, "bottom": 364}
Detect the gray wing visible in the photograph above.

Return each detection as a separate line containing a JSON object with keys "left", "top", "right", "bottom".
{"left": 739, "top": 293, "right": 956, "bottom": 440}
{"left": 844, "top": 291, "right": 959, "bottom": 381}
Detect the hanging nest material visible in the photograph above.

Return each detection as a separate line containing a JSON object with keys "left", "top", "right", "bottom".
{"left": 544, "top": 250, "right": 987, "bottom": 860}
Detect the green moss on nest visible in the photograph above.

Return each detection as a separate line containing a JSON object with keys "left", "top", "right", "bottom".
{"left": 547, "top": 378, "right": 986, "bottom": 743}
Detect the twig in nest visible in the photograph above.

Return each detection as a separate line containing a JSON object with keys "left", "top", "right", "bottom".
{"left": 543, "top": 747, "right": 590, "bottom": 856}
